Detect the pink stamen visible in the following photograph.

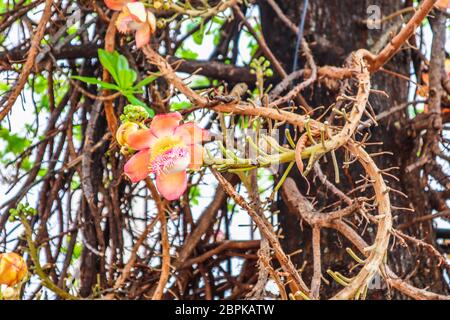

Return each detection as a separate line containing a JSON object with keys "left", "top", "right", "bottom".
{"left": 150, "top": 147, "right": 188, "bottom": 175}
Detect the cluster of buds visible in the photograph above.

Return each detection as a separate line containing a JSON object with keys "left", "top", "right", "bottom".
{"left": 250, "top": 56, "right": 273, "bottom": 78}
{"left": 152, "top": 0, "right": 171, "bottom": 10}
{"left": 119, "top": 104, "right": 150, "bottom": 123}
{"left": 104, "top": 0, "right": 157, "bottom": 48}
{"left": 117, "top": 107, "right": 210, "bottom": 200}
{"left": 250, "top": 57, "right": 273, "bottom": 97}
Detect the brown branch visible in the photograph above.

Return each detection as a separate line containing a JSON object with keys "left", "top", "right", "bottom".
{"left": 392, "top": 228, "right": 450, "bottom": 272}
{"left": 369, "top": 0, "right": 439, "bottom": 72}
{"left": 143, "top": 46, "right": 208, "bottom": 106}
{"left": 397, "top": 210, "right": 450, "bottom": 229}
{"left": 106, "top": 214, "right": 160, "bottom": 299}
{"left": 102, "top": 12, "right": 119, "bottom": 135}
{"left": 180, "top": 240, "right": 259, "bottom": 268}
{"left": 149, "top": 179, "right": 171, "bottom": 300}
{"left": 233, "top": 5, "right": 287, "bottom": 79}
{"left": 212, "top": 169, "right": 310, "bottom": 295}
{"left": 330, "top": 220, "right": 450, "bottom": 300}
{"left": 310, "top": 227, "right": 322, "bottom": 299}
{"left": 0, "top": 0, "right": 53, "bottom": 121}
{"left": 282, "top": 140, "right": 392, "bottom": 300}
{"left": 174, "top": 174, "right": 239, "bottom": 266}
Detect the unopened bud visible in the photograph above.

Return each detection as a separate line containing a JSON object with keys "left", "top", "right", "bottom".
{"left": 116, "top": 122, "right": 139, "bottom": 147}
{"left": 120, "top": 105, "right": 149, "bottom": 123}
{"left": 153, "top": 1, "right": 163, "bottom": 9}
{"left": 0, "top": 253, "right": 28, "bottom": 287}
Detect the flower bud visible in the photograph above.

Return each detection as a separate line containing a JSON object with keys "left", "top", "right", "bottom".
{"left": 116, "top": 122, "right": 140, "bottom": 147}
{"left": 120, "top": 105, "right": 149, "bottom": 123}
{"left": 1, "top": 286, "right": 17, "bottom": 300}
{"left": 156, "top": 18, "right": 166, "bottom": 29}
{"left": 0, "top": 252, "right": 28, "bottom": 287}
{"left": 153, "top": 1, "right": 163, "bottom": 9}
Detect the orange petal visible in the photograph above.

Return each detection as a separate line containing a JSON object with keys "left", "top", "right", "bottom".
{"left": 116, "top": 122, "right": 139, "bottom": 146}
{"left": 124, "top": 149, "right": 151, "bottom": 183}
{"left": 126, "top": 2, "right": 147, "bottom": 22}
{"left": 147, "top": 11, "right": 157, "bottom": 33}
{"left": 0, "top": 253, "right": 27, "bottom": 287}
{"left": 174, "top": 123, "right": 209, "bottom": 145}
{"left": 156, "top": 171, "right": 187, "bottom": 200}
{"left": 116, "top": 11, "right": 134, "bottom": 33}
{"left": 127, "top": 129, "right": 158, "bottom": 150}
{"left": 435, "top": 0, "right": 449, "bottom": 9}
{"left": 188, "top": 144, "right": 204, "bottom": 171}
{"left": 150, "top": 112, "right": 182, "bottom": 138}
{"left": 104, "top": 0, "right": 135, "bottom": 11}
{"left": 135, "top": 22, "right": 151, "bottom": 48}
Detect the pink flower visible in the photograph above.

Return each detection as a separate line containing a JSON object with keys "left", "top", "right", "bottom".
{"left": 114, "top": 2, "right": 157, "bottom": 48}
{"left": 121, "top": 112, "right": 209, "bottom": 200}
{"left": 104, "top": 0, "right": 136, "bottom": 11}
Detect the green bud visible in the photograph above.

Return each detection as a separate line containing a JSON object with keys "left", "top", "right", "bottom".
{"left": 120, "top": 105, "right": 149, "bottom": 123}
{"left": 157, "top": 19, "right": 166, "bottom": 29}
{"left": 265, "top": 69, "right": 273, "bottom": 77}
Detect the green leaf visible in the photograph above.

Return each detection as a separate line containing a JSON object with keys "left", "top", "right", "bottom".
{"left": 117, "top": 69, "right": 137, "bottom": 89}
{"left": 193, "top": 24, "right": 206, "bottom": 45}
{"left": 117, "top": 54, "right": 130, "bottom": 72}
{"left": 0, "top": 82, "right": 10, "bottom": 93}
{"left": 71, "top": 76, "right": 120, "bottom": 91}
{"left": 170, "top": 101, "right": 192, "bottom": 111}
{"left": 73, "top": 243, "right": 83, "bottom": 260}
{"left": 133, "top": 75, "right": 158, "bottom": 89}
{"left": 190, "top": 76, "right": 210, "bottom": 88}
{"left": 176, "top": 46, "right": 198, "bottom": 60}
{"left": 189, "top": 186, "right": 200, "bottom": 205}
{"left": 0, "top": 127, "right": 31, "bottom": 155}
{"left": 98, "top": 49, "right": 120, "bottom": 84}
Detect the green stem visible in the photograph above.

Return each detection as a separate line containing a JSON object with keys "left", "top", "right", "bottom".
{"left": 269, "top": 161, "right": 294, "bottom": 200}
{"left": 21, "top": 216, "right": 79, "bottom": 300}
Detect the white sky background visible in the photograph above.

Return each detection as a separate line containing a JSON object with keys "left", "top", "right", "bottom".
{"left": 0, "top": 2, "right": 449, "bottom": 296}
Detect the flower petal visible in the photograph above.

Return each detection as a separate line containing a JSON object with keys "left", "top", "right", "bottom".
{"left": 135, "top": 22, "right": 151, "bottom": 48}
{"left": 156, "top": 171, "right": 187, "bottom": 200}
{"left": 150, "top": 112, "right": 182, "bottom": 138}
{"left": 174, "top": 122, "right": 209, "bottom": 145}
{"left": 0, "top": 253, "right": 28, "bottom": 287}
{"left": 116, "top": 11, "right": 134, "bottom": 33}
{"left": 124, "top": 149, "right": 151, "bottom": 183}
{"left": 188, "top": 144, "right": 204, "bottom": 171}
{"left": 116, "top": 122, "right": 139, "bottom": 146}
{"left": 166, "top": 148, "right": 191, "bottom": 174}
{"left": 435, "top": 0, "right": 449, "bottom": 9}
{"left": 104, "top": 0, "right": 135, "bottom": 11}
{"left": 147, "top": 11, "right": 157, "bottom": 33}
{"left": 127, "top": 129, "right": 158, "bottom": 150}
{"left": 126, "top": 2, "right": 147, "bottom": 22}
